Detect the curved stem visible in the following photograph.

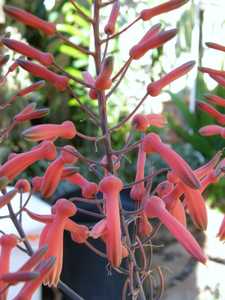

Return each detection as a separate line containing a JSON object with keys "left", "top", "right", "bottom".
{"left": 67, "top": 86, "right": 100, "bottom": 126}
{"left": 57, "top": 32, "right": 94, "bottom": 56}
{"left": 110, "top": 93, "right": 148, "bottom": 131}
{"left": 101, "top": 16, "right": 141, "bottom": 43}
{"left": 93, "top": 0, "right": 114, "bottom": 173}
{"left": 53, "top": 63, "right": 93, "bottom": 88}
{"left": 69, "top": 0, "right": 93, "bottom": 24}
{"left": 106, "top": 58, "right": 131, "bottom": 98}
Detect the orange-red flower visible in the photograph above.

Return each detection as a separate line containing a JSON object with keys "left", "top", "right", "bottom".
{"left": 143, "top": 133, "right": 200, "bottom": 189}
{"left": 38, "top": 199, "right": 76, "bottom": 286}
{"left": 96, "top": 175, "right": 124, "bottom": 267}
{"left": 95, "top": 57, "right": 113, "bottom": 90}
{"left": 130, "top": 29, "right": 177, "bottom": 60}
{"left": 0, "top": 234, "right": 18, "bottom": 299}
{"left": 22, "top": 121, "right": 76, "bottom": 142}
{"left": 130, "top": 143, "right": 146, "bottom": 201}
{"left": 2, "top": 38, "right": 54, "bottom": 66}
{"left": 206, "top": 42, "right": 225, "bottom": 53}
{"left": 132, "top": 113, "right": 166, "bottom": 131}
{"left": 14, "top": 103, "right": 49, "bottom": 123}
{"left": 199, "top": 125, "right": 225, "bottom": 138}
{"left": 16, "top": 80, "right": 45, "bottom": 97}
{"left": 204, "top": 94, "right": 225, "bottom": 107}
{"left": 104, "top": 0, "right": 120, "bottom": 35}
{"left": 140, "top": 0, "right": 189, "bottom": 21}
{"left": 0, "top": 141, "right": 56, "bottom": 181}
{"left": 197, "top": 101, "right": 225, "bottom": 125}
{"left": 144, "top": 196, "right": 206, "bottom": 263}
{"left": 3, "top": 5, "right": 56, "bottom": 36}
{"left": 16, "top": 59, "right": 69, "bottom": 91}
{"left": 62, "top": 168, "right": 97, "bottom": 199}
{"left": 147, "top": 61, "right": 195, "bottom": 96}
{"left": 40, "top": 146, "right": 77, "bottom": 198}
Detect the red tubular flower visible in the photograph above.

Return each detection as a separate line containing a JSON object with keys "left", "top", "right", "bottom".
{"left": 138, "top": 213, "right": 153, "bottom": 237}
{"left": 15, "top": 179, "right": 31, "bottom": 193}
{"left": 22, "top": 120, "right": 76, "bottom": 142}
{"left": 130, "top": 143, "right": 146, "bottom": 201}
{"left": 129, "top": 29, "right": 177, "bottom": 60}
{"left": 156, "top": 180, "right": 186, "bottom": 226}
{"left": 181, "top": 183, "right": 207, "bottom": 230}
{"left": 169, "top": 198, "right": 186, "bottom": 227}
{"left": 206, "top": 42, "right": 225, "bottom": 53}
{"left": 147, "top": 61, "right": 195, "bottom": 96}
{"left": 199, "top": 125, "right": 225, "bottom": 138}
{"left": 164, "top": 172, "right": 208, "bottom": 230}
{"left": 104, "top": 0, "right": 120, "bottom": 35}
{"left": 24, "top": 206, "right": 88, "bottom": 244}
{"left": 17, "top": 80, "right": 45, "bottom": 97}
{"left": 14, "top": 103, "right": 49, "bottom": 123}
{"left": 39, "top": 199, "right": 76, "bottom": 287}
{"left": 14, "top": 256, "right": 56, "bottom": 300}
{"left": 210, "top": 74, "right": 225, "bottom": 89}
{"left": 2, "top": 38, "right": 54, "bottom": 66}
{"left": 199, "top": 169, "right": 219, "bottom": 193}
{"left": 3, "top": 5, "right": 56, "bottom": 36}
{"left": 16, "top": 59, "right": 69, "bottom": 91}
{"left": 64, "top": 219, "right": 89, "bottom": 244}
{"left": 99, "top": 175, "right": 124, "bottom": 267}
{"left": 143, "top": 133, "right": 200, "bottom": 189}
{"left": 132, "top": 113, "right": 166, "bottom": 131}
{"left": 144, "top": 196, "right": 206, "bottom": 263}
{"left": 197, "top": 101, "right": 225, "bottom": 125}
{"left": 204, "top": 94, "right": 225, "bottom": 107}
{"left": 139, "top": 23, "right": 162, "bottom": 44}
{"left": 0, "top": 234, "right": 18, "bottom": 299}
{"left": 140, "top": 0, "right": 189, "bottom": 21}
{"left": 0, "top": 141, "right": 56, "bottom": 181}
{"left": 40, "top": 146, "right": 77, "bottom": 198}
{"left": 217, "top": 215, "right": 225, "bottom": 241}
{"left": 95, "top": 56, "right": 113, "bottom": 90}
{"left": 62, "top": 168, "right": 97, "bottom": 199}
{"left": 169, "top": 150, "right": 222, "bottom": 182}
{"left": 199, "top": 67, "right": 225, "bottom": 78}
